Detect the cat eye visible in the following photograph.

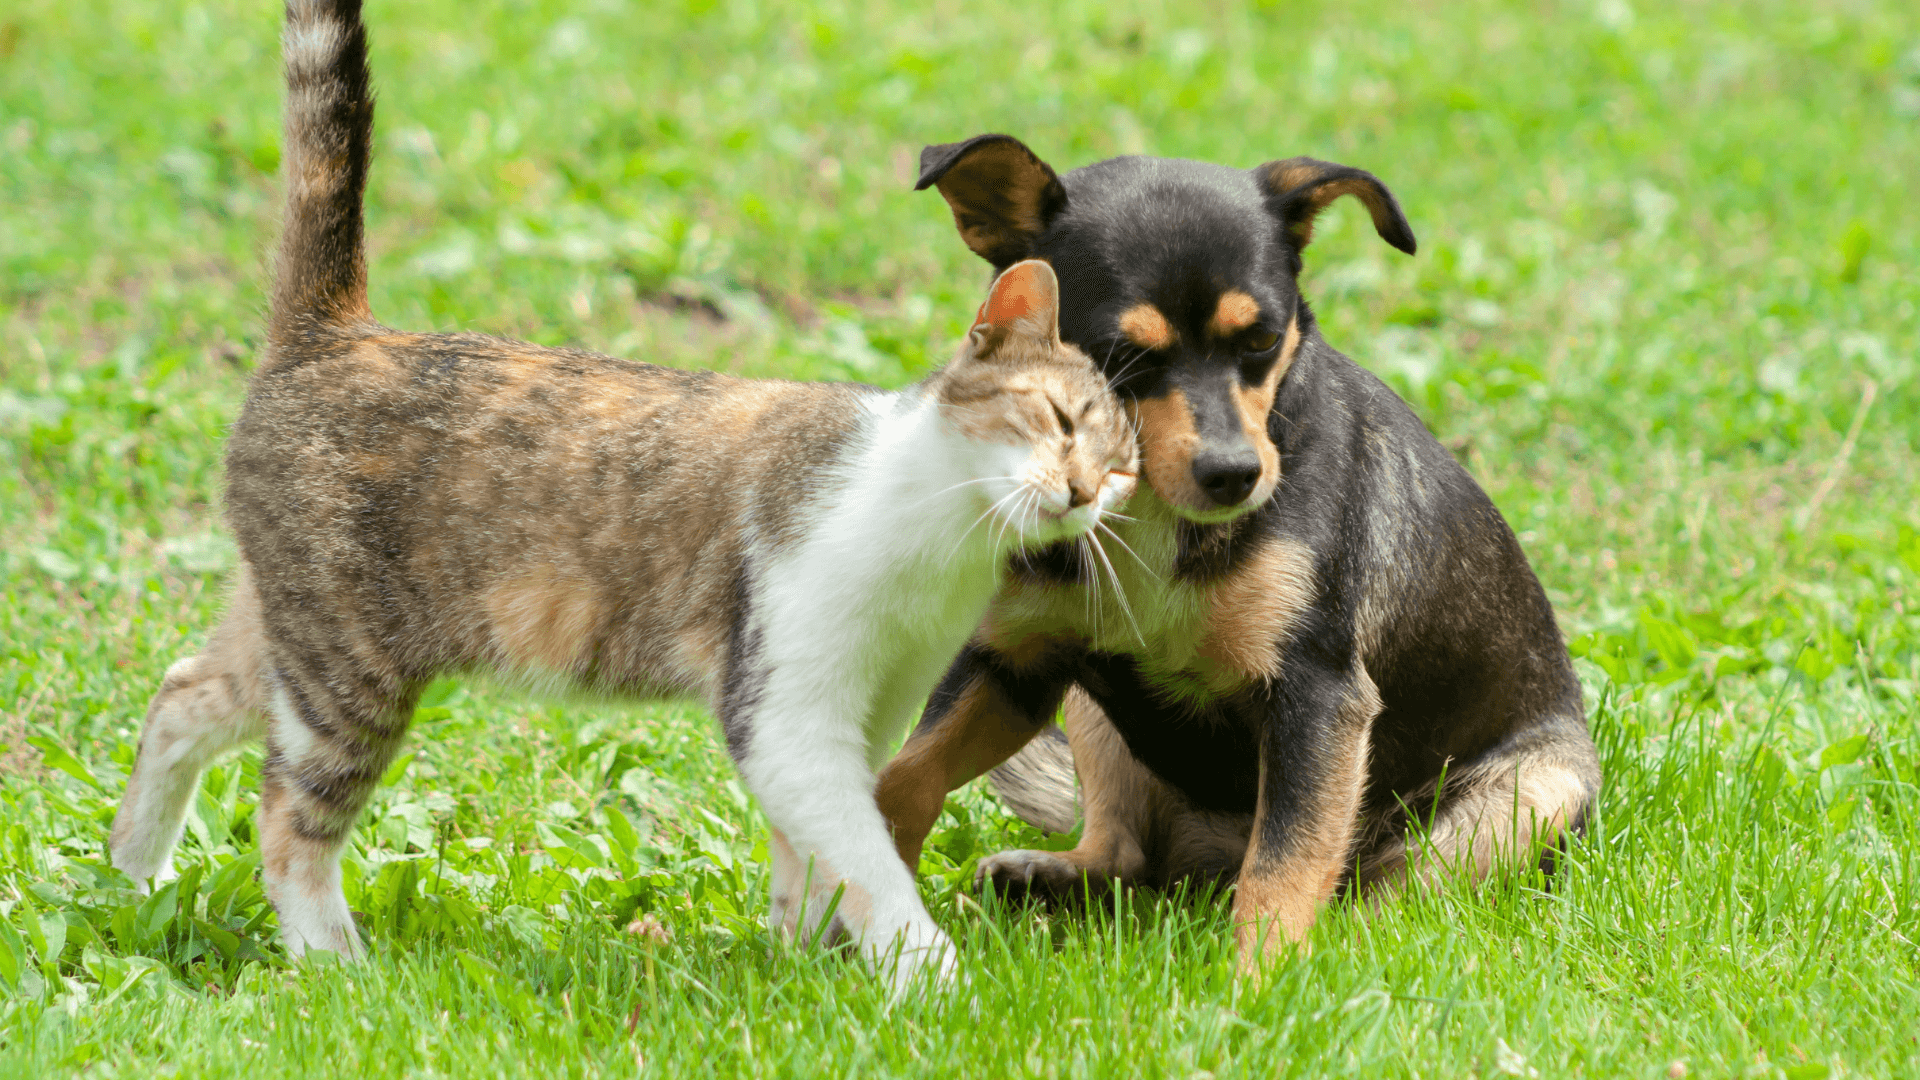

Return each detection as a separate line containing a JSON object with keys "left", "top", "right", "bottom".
{"left": 1052, "top": 402, "right": 1075, "bottom": 439}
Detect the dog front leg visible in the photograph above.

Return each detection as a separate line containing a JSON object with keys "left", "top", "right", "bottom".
{"left": 1233, "top": 664, "right": 1381, "bottom": 973}
{"left": 975, "top": 687, "right": 1157, "bottom": 897}
{"left": 875, "top": 644, "right": 1074, "bottom": 870}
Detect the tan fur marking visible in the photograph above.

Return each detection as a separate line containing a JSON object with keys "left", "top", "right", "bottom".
{"left": 1230, "top": 314, "right": 1300, "bottom": 441}
{"left": 970, "top": 690, "right": 1154, "bottom": 896}
{"left": 485, "top": 566, "right": 603, "bottom": 672}
{"left": 877, "top": 677, "right": 1046, "bottom": 869}
{"left": 1283, "top": 177, "right": 1384, "bottom": 247}
{"left": 977, "top": 692, "right": 1262, "bottom": 897}
{"left": 1300, "top": 177, "right": 1376, "bottom": 207}
{"left": 1232, "top": 673, "right": 1381, "bottom": 974}
{"left": 1226, "top": 313, "right": 1301, "bottom": 503}
{"left": 1360, "top": 760, "right": 1590, "bottom": 895}
{"left": 1118, "top": 303, "right": 1177, "bottom": 351}
{"left": 1265, "top": 161, "right": 1324, "bottom": 193}
{"left": 1197, "top": 537, "right": 1316, "bottom": 685}
{"left": 1133, "top": 390, "right": 1205, "bottom": 509}
{"left": 933, "top": 141, "right": 1060, "bottom": 263}
{"left": 1207, "top": 290, "right": 1261, "bottom": 338}
{"left": 1053, "top": 689, "right": 1153, "bottom": 880}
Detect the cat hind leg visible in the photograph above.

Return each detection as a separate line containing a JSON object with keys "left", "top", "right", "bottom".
{"left": 256, "top": 665, "right": 413, "bottom": 960}
{"left": 110, "top": 570, "right": 272, "bottom": 890}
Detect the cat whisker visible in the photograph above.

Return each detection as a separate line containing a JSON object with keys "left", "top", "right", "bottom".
{"left": 1095, "top": 519, "right": 1158, "bottom": 580}
{"left": 1085, "top": 528, "right": 1144, "bottom": 644}
{"left": 1013, "top": 486, "right": 1043, "bottom": 548}
{"left": 1106, "top": 347, "right": 1152, "bottom": 390}
{"left": 942, "top": 486, "right": 1027, "bottom": 572}
{"left": 906, "top": 474, "right": 1019, "bottom": 511}
{"left": 1074, "top": 537, "right": 1101, "bottom": 629}
{"left": 988, "top": 484, "right": 1029, "bottom": 557}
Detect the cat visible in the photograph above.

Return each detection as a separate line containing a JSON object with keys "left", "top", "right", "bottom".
{"left": 106, "top": 0, "right": 1137, "bottom": 986}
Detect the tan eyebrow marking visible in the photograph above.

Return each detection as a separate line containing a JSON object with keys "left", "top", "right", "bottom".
{"left": 1117, "top": 303, "right": 1177, "bottom": 351}
{"left": 1208, "top": 290, "right": 1262, "bottom": 339}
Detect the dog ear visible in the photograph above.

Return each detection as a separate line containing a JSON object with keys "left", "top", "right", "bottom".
{"left": 967, "top": 259, "right": 1062, "bottom": 355}
{"left": 917, "top": 135, "right": 1069, "bottom": 269}
{"left": 1254, "top": 157, "right": 1417, "bottom": 255}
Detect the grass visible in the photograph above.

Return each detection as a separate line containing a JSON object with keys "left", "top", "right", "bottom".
{"left": 3, "top": 0, "right": 1918, "bottom": 1075}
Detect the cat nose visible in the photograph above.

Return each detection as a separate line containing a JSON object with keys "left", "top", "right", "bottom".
{"left": 1067, "top": 484, "right": 1093, "bottom": 509}
{"left": 1192, "top": 452, "right": 1261, "bottom": 507}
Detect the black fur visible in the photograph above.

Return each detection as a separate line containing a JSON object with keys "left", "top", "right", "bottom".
{"left": 901, "top": 136, "right": 1601, "bottom": 905}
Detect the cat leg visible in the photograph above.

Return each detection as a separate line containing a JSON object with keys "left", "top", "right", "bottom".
{"left": 111, "top": 568, "right": 272, "bottom": 890}
{"left": 737, "top": 697, "right": 955, "bottom": 988}
{"left": 256, "top": 664, "right": 413, "bottom": 960}
{"left": 766, "top": 827, "right": 850, "bottom": 945}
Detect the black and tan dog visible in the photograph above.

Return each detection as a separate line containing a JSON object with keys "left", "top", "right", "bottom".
{"left": 873, "top": 134, "right": 1601, "bottom": 972}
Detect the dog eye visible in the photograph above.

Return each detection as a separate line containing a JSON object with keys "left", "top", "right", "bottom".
{"left": 1244, "top": 329, "right": 1281, "bottom": 353}
{"left": 1240, "top": 353, "right": 1279, "bottom": 385}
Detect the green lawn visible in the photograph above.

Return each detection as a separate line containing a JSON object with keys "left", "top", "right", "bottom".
{"left": 4, "top": 0, "right": 1919, "bottom": 1075}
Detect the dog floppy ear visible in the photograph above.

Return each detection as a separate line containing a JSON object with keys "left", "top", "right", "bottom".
{"left": 917, "top": 135, "right": 1069, "bottom": 269}
{"left": 1254, "top": 157, "right": 1417, "bottom": 255}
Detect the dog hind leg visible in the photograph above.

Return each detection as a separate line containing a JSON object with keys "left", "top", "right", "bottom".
{"left": 1355, "top": 730, "right": 1600, "bottom": 897}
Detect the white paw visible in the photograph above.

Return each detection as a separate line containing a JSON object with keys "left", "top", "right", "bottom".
{"left": 282, "top": 923, "right": 366, "bottom": 962}
{"left": 276, "top": 902, "right": 366, "bottom": 962}
{"left": 110, "top": 846, "right": 180, "bottom": 896}
{"left": 877, "top": 920, "right": 958, "bottom": 992}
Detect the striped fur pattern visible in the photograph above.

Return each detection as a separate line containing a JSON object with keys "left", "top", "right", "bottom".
{"left": 106, "top": 1, "right": 1138, "bottom": 988}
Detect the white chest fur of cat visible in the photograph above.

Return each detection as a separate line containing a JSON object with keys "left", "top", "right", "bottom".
{"left": 739, "top": 378, "right": 1121, "bottom": 973}
{"left": 106, "top": 0, "right": 1137, "bottom": 990}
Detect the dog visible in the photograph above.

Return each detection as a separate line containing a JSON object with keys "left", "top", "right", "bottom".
{"left": 872, "top": 134, "right": 1601, "bottom": 973}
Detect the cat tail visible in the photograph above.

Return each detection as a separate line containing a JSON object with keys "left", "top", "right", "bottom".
{"left": 269, "top": 0, "right": 377, "bottom": 352}
{"left": 987, "top": 723, "right": 1080, "bottom": 834}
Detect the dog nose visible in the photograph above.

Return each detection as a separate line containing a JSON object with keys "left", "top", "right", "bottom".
{"left": 1192, "top": 452, "right": 1261, "bottom": 507}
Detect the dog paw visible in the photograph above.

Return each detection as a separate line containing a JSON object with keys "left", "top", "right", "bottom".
{"left": 975, "top": 848, "right": 1087, "bottom": 901}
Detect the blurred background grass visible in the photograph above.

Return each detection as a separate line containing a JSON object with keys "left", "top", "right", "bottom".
{"left": 2, "top": 1, "right": 1918, "bottom": 1076}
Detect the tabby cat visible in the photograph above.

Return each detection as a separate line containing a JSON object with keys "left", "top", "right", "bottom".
{"left": 106, "top": 0, "right": 1136, "bottom": 985}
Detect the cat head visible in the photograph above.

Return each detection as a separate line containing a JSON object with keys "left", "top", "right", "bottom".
{"left": 930, "top": 259, "right": 1138, "bottom": 547}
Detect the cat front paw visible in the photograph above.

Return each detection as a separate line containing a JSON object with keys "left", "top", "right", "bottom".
{"left": 878, "top": 919, "right": 958, "bottom": 993}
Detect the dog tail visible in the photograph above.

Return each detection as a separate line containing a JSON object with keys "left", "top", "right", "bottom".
{"left": 269, "top": 0, "right": 377, "bottom": 351}
{"left": 987, "top": 723, "right": 1080, "bottom": 834}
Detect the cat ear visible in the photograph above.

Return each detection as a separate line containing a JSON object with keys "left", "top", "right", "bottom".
{"left": 967, "top": 259, "right": 1061, "bottom": 356}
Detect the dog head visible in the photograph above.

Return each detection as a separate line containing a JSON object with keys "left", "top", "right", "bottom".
{"left": 917, "top": 135, "right": 1416, "bottom": 522}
